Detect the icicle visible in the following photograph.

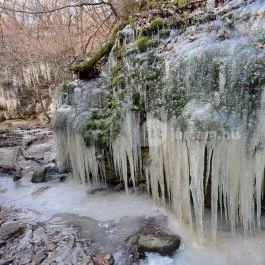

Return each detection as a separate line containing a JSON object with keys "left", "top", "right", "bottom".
{"left": 54, "top": 87, "right": 265, "bottom": 241}
{"left": 55, "top": 130, "right": 103, "bottom": 185}
{"left": 186, "top": 136, "right": 207, "bottom": 238}
{"left": 111, "top": 112, "right": 141, "bottom": 191}
{"left": 0, "top": 84, "right": 20, "bottom": 112}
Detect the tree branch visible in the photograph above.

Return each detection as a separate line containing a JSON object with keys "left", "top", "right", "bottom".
{"left": 0, "top": 1, "right": 117, "bottom": 16}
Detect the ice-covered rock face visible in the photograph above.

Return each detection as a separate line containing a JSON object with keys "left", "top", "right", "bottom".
{"left": 0, "top": 82, "right": 20, "bottom": 113}
{"left": 54, "top": 1, "right": 265, "bottom": 239}
{"left": 0, "top": 61, "right": 62, "bottom": 119}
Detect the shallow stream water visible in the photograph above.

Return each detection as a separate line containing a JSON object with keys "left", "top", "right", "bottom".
{"left": 1, "top": 176, "right": 265, "bottom": 265}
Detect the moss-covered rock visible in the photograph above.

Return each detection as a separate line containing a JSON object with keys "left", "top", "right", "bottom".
{"left": 31, "top": 170, "right": 46, "bottom": 183}
{"left": 137, "top": 234, "right": 181, "bottom": 256}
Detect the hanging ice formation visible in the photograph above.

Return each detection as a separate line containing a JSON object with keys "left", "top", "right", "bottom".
{"left": 53, "top": 1, "right": 265, "bottom": 239}
{"left": 0, "top": 60, "right": 60, "bottom": 114}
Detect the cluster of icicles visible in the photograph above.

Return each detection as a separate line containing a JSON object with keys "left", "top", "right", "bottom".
{"left": 56, "top": 90, "right": 265, "bottom": 240}
{"left": 0, "top": 85, "right": 20, "bottom": 112}
{"left": 0, "top": 61, "right": 55, "bottom": 112}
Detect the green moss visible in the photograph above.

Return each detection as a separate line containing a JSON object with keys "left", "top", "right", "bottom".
{"left": 72, "top": 41, "right": 114, "bottom": 76}
{"left": 71, "top": 22, "right": 128, "bottom": 79}
{"left": 166, "top": 86, "right": 191, "bottom": 116}
{"left": 82, "top": 98, "right": 122, "bottom": 146}
{"left": 174, "top": 0, "right": 188, "bottom": 6}
{"left": 111, "top": 63, "right": 122, "bottom": 87}
{"left": 31, "top": 170, "right": 46, "bottom": 183}
{"left": 149, "top": 18, "right": 163, "bottom": 31}
{"left": 136, "top": 36, "right": 157, "bottom": 51}
{"left": 60, "top": 83, "right": 74, "bottom": 94}
{"left": 114, "top": 45, "right": 126, "bottom": 60}
{"left": 111, "top": 44, "right": 126, "bottom": 87}
{"left": 127, "top": 54, "right": 165, "bottom": 112}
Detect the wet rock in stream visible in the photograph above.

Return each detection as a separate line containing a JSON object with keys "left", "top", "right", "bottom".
{"left": 136, "top": 234, "right": 181, "bottom": 256}
{"left": 0, "top": 206, "right": 177, "bottom": 265}
{"left": 31, "top": 163, "right": 70, "bottom": 183}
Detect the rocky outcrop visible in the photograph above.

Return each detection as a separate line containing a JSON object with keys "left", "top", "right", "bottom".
{"left": 0, "top": 206, "right": 175, "bottom": 264}
{"left": 0, "top": 59, "right": 65, "bottom": 121}
{"left": 53, "top": 0, "right": 265, "bottom": 237}
{"left": 0, "top": 121, "right": 56, "bottom": 178}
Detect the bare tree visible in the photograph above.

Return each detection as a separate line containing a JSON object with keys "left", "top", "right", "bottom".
{"left": 0, "top": 0, "right": 122, "bottom": 119}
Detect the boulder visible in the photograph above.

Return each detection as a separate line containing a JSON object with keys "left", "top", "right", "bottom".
{"left": 31, "top": 164, "right": 69, "bottom": 183}
{"left": 31, "top": 170, "right": 46, "bottom": 183}
{"left": 0, "top": 114, "right": 5, "bottom": 122}
{"left": 136, "top": 234, "right": 181, "bottom": 256}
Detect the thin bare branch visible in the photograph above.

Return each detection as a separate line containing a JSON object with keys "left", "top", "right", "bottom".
{"left": 0, "top": 1, "right": 117, "bottom": 16}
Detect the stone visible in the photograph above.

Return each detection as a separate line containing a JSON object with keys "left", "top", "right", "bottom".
{"left": 114, "top": 183, "right": 125, "bottom": 192}
{"left": 256, "top": 7, "right": 265, "bottom": 16}
{"left": 136, "top": 234, "right": 181, "bottom": 256}
{"left": 216, "top": 27, "right": 230, "bottom": 40}
{"left": 59, "top": 174, "right": 68, "bottom": 182}
{"left": 87, "top": 186, "right": 107, "bottom": 195}
{"left": 256, "top": 43, "right": 265, "bottom": 49}
{"left": 94, "top": 254, "right": 115, "bottom": 265}
{"left": 188, "top": 32, "right": 200, "bottom": 42}
{"left": 80, "top": 256, "right": 95, "bottom": 265}
{"left": 256, "top": 55, "right": 265, "bottom": 65}
{"left": 0, "top": 240, "right": 6, "bottom": 248}
{"left": 0, "top": 259, "right": 14, "bottom": 265}
{"left": 32, "top": 227, "right": 48, "bottom": 245}
{"left": 0, "top": 223, "right": 25, "bottom": 241}
{"left": 0, "top": 114, "right": 6, "bottom": 123}
{"left": 31, "top": 170, "right": 46, "bottom": 183}
{"left": 31, "top": 250, "right": 48, "bottom": 265}
{"left": 47, "top": 243, "right": 57, "bottom": 251}
{"left": 43, "top": 164, "right": 59, "bottom": 176}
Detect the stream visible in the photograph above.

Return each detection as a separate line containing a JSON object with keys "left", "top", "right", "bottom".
{"left": 1, "top": 175, "right": 265, "bottom": 265}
